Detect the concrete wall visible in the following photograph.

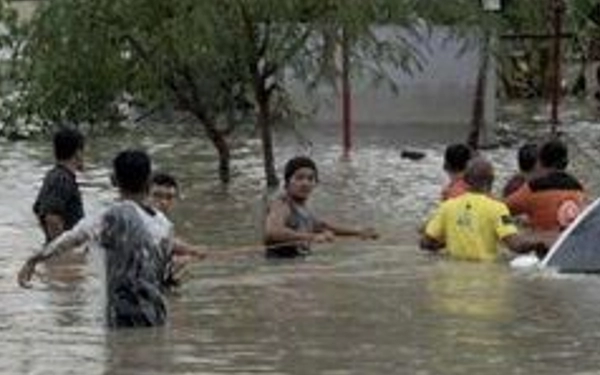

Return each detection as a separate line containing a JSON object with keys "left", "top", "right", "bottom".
{"left": 288, "top": 27, "right": 496, "bottom": 142}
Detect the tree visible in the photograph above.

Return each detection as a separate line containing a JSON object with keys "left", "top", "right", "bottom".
{"left": 5, "top": 0, "right": 251, "bottom": 183}
{"left": 7, "top": 0, "right": 540, "bottom": 180}
{"left": 0, "top": 0, "right": 24, "bottom": 137}
{"left": 492, "top": 0, "right": 600, "bottom": 99}
{"left": 223, "top": 0, "right": 320, "bottom": 187}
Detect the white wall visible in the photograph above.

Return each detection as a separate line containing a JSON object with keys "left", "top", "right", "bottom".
{"left": 288, "top": 27, "right": 496, "bottom": 133}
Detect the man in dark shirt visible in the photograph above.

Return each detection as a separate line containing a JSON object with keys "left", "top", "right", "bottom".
{"left": 440, "top": 144, "right": 473, "bottom": 201}
{"left": 502, "top": 143, "right": 538, "bottom": 198}
{"left": 33, "top": 128, "right": 85, "bottom": 242}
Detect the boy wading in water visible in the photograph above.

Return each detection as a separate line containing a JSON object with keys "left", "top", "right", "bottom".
{"left": 33, "top": 128, "right": 85, "bottom": 242}
{"left": 440, "top": 143, "right": 473, "bottom": 201}
{"left": 149, "top": 173, "right": 206, "bottom": 273}
{"left": 264, "top": 156, "right": 378, "bottom": 258}
{"left": 18, "top": 150, "right": 176, "bottom": 328}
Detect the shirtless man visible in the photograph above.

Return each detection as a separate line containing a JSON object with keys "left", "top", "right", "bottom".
{"left": 264, "top": 156, "right": 378, "bottom": 258}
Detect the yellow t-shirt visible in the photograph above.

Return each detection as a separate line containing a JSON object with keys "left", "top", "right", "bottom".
{"left": 425, "top": 192, "right": 518, "bottom": 261}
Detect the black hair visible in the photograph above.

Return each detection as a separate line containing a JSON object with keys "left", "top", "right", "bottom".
{"left": 53, "top": 128, "right": 85, "bottom": 161}
{"left": 152, "top": 173, "right": 178, "bottom": 191}
{"left": 284, "top": 156, "right": 318, "bottom": 185}
{"left": 443, "top": 144, "right": 472, "bottom": 173}
{"left": 538, "top": 139, "right": 568, "bottom": 170}
{"left": 113, "top": 150, "right": 151, "bottom": 194}
{"left": 518, "top": 143, "right": 538, "bottom": 173}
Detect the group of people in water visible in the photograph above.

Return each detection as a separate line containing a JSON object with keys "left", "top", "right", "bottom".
{"left": 420, "top": 139, "right": 586, "bottom": 262}
{"left": 15, "top": 127, "right": 587, "bottom": 328}
{"left": 16, "top": 128, "right": 377, "bottom": 327}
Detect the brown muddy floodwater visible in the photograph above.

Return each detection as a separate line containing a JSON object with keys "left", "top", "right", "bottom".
{"left": 2, "top": 121, "right": 600, "bottom": 375}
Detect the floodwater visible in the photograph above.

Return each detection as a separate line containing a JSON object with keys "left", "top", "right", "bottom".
{"left": 2, "top": 120, "right": 600, "bottom": 375}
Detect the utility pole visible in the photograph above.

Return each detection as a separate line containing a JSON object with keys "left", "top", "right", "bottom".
{"left": 468, "top": 33, "right": 490, "bottom": 150}
{"left": 468, "top": 0, "right": 501, "bottom": 149}
{"left": 550, "top": 0, "right": 565, "bottom": 134}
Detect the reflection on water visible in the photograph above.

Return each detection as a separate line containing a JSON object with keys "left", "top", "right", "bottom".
{"left": 2, "top": 121, "right": 600, "bottom": 374}
{"left": 426, "top": 262, "right": 514, "bottom": 320}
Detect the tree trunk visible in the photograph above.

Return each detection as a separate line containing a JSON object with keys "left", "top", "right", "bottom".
{"left": 341, "top": 27, "right": 352, "bottom": 160}
{"left": 170, "top": 72, "right": 232, "bottom": 185}
{"left": 213, "top": 131, "right": 231, "bottom": 185}
{"left": 191, "top": 108, "right": 231, "bottom": 184}
{"left": 240, "top": 8, "right": 278, "bottom": 187}
{"left": 257, "top": 90, "right": 279, "bottom": 188}
{"left": 467, "top": 35, "right": 490, "bottom": 150}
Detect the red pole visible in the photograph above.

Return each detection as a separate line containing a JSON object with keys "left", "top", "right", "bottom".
{"left": 550, "top": 0, "right": 564, "bottom": 134}
{"left": 341, "top": 27, "right": 352, "bottom": 160}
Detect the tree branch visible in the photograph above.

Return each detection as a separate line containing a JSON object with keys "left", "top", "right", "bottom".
{"left": 262, "top": 27, "right": 312, "bottom": 80}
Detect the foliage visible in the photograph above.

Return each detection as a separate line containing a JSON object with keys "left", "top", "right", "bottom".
{"left": 3, "top": 0, "right": 248, "bottom": 128}
{"left": 8, "top": 0, "right": 583, "bottom": 179}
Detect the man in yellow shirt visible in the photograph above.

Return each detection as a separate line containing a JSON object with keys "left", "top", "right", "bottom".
{"left": 420, "top": 158, "right": 546, "bottom": 261}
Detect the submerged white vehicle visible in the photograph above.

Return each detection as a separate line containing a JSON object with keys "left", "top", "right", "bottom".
{"left": 511, "top": 198, "right": 600, "bottom": 273}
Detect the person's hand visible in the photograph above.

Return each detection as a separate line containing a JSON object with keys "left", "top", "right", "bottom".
{"left": 173, "top": 254, "right": 194, "bottom": 269}
{"left": 530, "top": 242, "right": 549, "bottom": 259}
{"left": 188, "top": 250, "right": 207, "bottom": 261}
{"left": 17, "top": 259, "right": 38, "bottom": 288}
{"left": 194, "top": 253, "right": 208, "bottom": 261}
{"left": 359, "top": 227, "right": 379, "bottom": 240}
{"left": 171, "top": 255, "right": 193, "bottom": 286}
{"left": 312, "top": 230, "right": 335, "bottom": 244}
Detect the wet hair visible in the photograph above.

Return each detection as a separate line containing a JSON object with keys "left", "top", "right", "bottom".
{"left": 443, "top": 144, "right": 473, "bottom": 173}
{"left": 517, "top": 143, "right": 538, "bottom": 173}
{"left": 284, "top": 156, "right": 318, "bottom": 185}
{"left": 539, "top": 139, "right": 568, "bottom": 170}
{"left": 152, "top": 173, "right": 178, "bottom": 191}
{"left": 53, "top": 128, "right": 85, "bottom": 161}
{"left": 113, "top": 150, "right": 151, "bottom": 194}
{"left": 464, "top": 157, "right": 494, "bottom": 192}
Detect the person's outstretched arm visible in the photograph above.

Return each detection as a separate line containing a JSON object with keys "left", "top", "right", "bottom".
{"left": 420, "top": 234, "right": 445, "bottom": 252}
{"left": 18, "top": 220, "right": 92, "bottom": 288}
{"left": 419, "top": 204, "right": 447, "bottom": 253}
{"left": 502, "top": 232, "right": 556, "bottom": 258}
{"left": 320, "top": 219, "right": 378, "bottom": 240}
{"left": 172, "top": 237, "right": 207, "bottom": 259}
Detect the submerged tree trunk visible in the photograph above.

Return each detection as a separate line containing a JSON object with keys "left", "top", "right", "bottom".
{"left": 205, "top": 122, "right": 232, "bottom": 185}
{"left": 168, "top": 106, "right": 231, "bottom": 184}
{"left": 256, "top": 86, "right": 279, "bottom": 188}
{"left": 467, "top": 34, "right": 490, "bottom": 150}
{"left": 241, "top": 6, "right": 279, "bottom": 188}
{"left": 191, "top": 109, "right": 231, "bottom": 184}
{"left": 167, "top": 68, "right": 232, "bottom": 185}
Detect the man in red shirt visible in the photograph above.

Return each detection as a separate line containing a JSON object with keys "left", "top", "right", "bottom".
{"left": 505, "top": 139, "right": 586, "bottom": 232}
